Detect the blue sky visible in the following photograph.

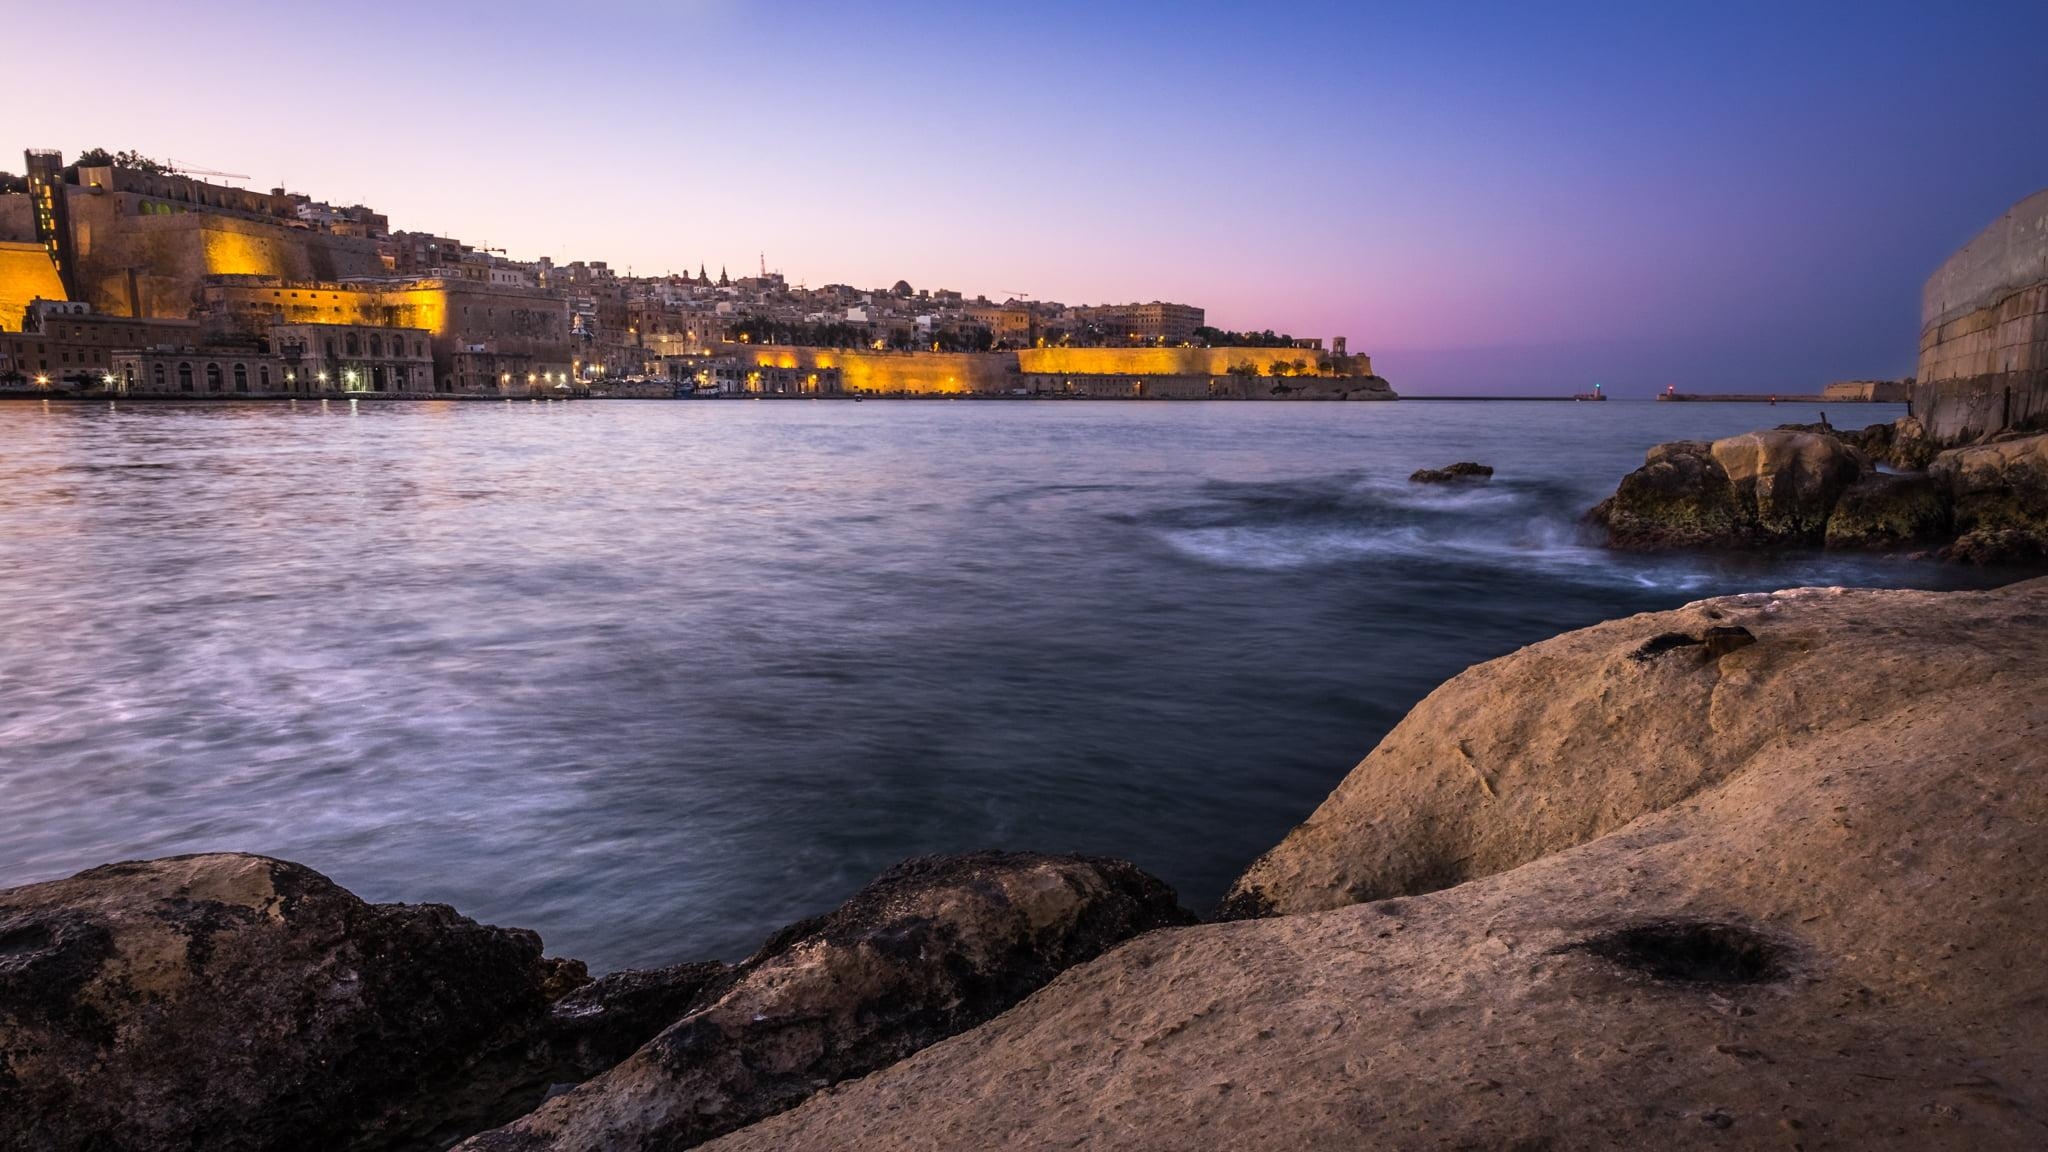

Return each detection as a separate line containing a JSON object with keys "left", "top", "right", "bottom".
{"left": 11, "top": 0, "right": 2048, "bottom": 393}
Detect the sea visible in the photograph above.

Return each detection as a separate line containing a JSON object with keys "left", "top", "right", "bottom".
{"left": 0, "top": 397, "right": 2012, "bottom": 971}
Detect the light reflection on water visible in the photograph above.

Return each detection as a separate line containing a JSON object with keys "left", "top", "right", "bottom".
{"left": 0, "top": 398, "right": 2008, "bottom": 970}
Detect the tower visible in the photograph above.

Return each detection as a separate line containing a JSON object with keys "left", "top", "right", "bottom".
{"left": 24, "top": 149, "right": 77, "bottom": 300}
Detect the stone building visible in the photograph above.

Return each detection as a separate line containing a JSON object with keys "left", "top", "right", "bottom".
{"left": 198, "top": 276, "right": 573, "bottom": 395}
{"left": 112, "top": 346, "right": 287, "bottom": 397}
{"left": 699, "top": 357, "right": 845, "bottom": 396}
{"left": 271, "top": 322, "right": 435, "bottom": 394}
{"left": 0, "top": 299, "right": 199, "bottom": 385}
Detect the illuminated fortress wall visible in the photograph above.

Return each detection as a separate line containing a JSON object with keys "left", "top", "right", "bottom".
{"left": 1914, "top": 187, "right": 2048, "bottom": 443}
{"left": 733, "top": 345, "right": 1380, "bottom": 396}
{"left": 738, "top": 346, "right": 1017, "bottom": 394}
{"left": 1019, "top": 346, "right": 1372, "bottom": 377}
{"left": 0, "top": 242, "right": 66, "bottom": 331}
{"left": 65, "top": 191, "right": 386, "bottom": 318}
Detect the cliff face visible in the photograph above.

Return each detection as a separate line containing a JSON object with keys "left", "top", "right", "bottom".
{"left": 1914, "top": 188, "right": 2048, "bottom": 443}
{"left": 701, "top": 579, "right": 2048, "bottom": 1151}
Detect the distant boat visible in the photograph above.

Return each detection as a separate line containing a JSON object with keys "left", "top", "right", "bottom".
{"left": 1573, "top": 383, "right": 1608, "bottom": 401}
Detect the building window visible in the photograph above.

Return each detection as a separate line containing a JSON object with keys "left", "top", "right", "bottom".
{"left": 259, "top": 365, "right": 270, "bottom": 389}
{"left": 345, "top": 333, "right": 359, "bottom": 355}
{"left": 325, "top": 338, "right": 336, "bottom": 357}
{"left": 206, "top": 363, "right": 223, "bottom": 392}
{"left": 177, "top": 363, "right": 192, "bottom": 391}
{"left": 395, "top": 367, "right": 408, "bottom": 390}
{"left": 234, "top": 363, "right": 249, "bottom": 392}
{"left": 369, "top": 334, "right": 382, "bottom": 357}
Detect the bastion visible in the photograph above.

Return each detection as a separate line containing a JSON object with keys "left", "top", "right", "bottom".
{"left": 1914, "top": 187, "right": 2048, "bottom": 444}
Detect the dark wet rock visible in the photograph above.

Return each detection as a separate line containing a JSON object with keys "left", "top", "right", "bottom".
{"left": 1824, "top": 472, "right": 1952, "bottom": 549}
{"left": 1589, "top": 440, "right": 1747, "bottom": 548}
{"left": 460, "top": 851, "right": 1193, "bottom": 1152}
{"left": 541, "top": 961, "right": 733, "bottom": 1083}
{"left": 0, "top": 853, "right": 583, "bottom": 1152}
{"left": 1409, "top": 461, "right": 1494, "bottom": 483}
{"left": 1931, "top": 432, "right": 2048, "bottom": 564}
{"left": 1626, "top": 626, "right": 1754, "bottom": 663}
{"left": 1699, "top": 625, "right": 1757, "bottom": 657}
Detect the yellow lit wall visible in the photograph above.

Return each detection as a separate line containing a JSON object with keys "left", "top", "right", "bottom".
{"left": 0, "top": 242, "right": 67, "bottom": 331}
{"left": 1018, "top": 346, "right": 1343, "bottom": 377}
{"left": 740, "top": 345, "right": 1011, "bottom": 394}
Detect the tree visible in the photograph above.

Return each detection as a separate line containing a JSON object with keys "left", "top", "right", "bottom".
{"left": 0, "top": 172, "right": 25, "bottom": 194}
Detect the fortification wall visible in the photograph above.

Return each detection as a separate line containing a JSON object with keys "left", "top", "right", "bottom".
{"left": 1914, "top": 189, "right": 2048, "bottom": 444}
{"left": 0, "top": 194, "right": 34, "bottom": 244}
{"left": 67, "top": 194, "right": 386, "bottom": 318}
{"left": 735, "top": 346, "right": 1015, "bottom": 394}
{"left": 1017, "top": 346, "right": 1362, "bottom": 377}
{"left": 0, "top": 242, "right": 66, "bottom": 331}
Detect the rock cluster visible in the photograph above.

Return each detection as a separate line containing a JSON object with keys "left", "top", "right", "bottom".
{"left": 1590, "top": 422, "right": 2048, "bottom": 562}
{"left": 1, "top": 851, "right": 1188, "bottom": 1152}
{"left": 458, "top": 852, "right": 1189, "bottom": 1151}
{"left": 1408, "top": 461, "right": 1493, "bottom": 483}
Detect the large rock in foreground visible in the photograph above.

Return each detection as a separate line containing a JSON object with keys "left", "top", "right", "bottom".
{"left": 461, "top": 852, "right": 1191, "bottom": 1151}
{"left": 0, "top": 854, "right": 585, "bottom": 1152}
{"left": 698, "top": 578, "right": 2048, "bottom": 1151}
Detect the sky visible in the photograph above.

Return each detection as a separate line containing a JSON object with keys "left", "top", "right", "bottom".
{"left": 9, "top": 0, "right": 2048, "bottom": 394}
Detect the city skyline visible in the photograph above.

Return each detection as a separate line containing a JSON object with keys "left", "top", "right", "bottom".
{"left": 8, "top": 0, "right": 2048, "bottom": 393}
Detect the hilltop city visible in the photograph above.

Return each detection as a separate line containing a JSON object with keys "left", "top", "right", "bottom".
{"left": 0, "top": 149, "right": 1392, "bottom": 401}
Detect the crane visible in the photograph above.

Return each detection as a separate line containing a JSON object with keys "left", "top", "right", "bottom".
{"left": 164, "top": 159, "right": 250, "bottom": 182}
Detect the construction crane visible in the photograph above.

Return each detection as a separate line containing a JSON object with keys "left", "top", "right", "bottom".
{"left": 164, "top": 159, "right": 250, "bottom": 182}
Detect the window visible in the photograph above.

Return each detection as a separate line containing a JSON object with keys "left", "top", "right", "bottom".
{"left": 325, "top": 338, "right": 336, "bottom": 357}
{"left": 234, "top": 364, "right": 248, "bottom": 392}
{"left": 259, "top": 365, "right": 270, "bottom": 389}
{"left": 206, "top": 363, "right": 223, "bottom": 392}
{"left": 395, "top": 367, "right": 408, "bottom": 390}
{"left": 177, "top": 363, "right": 192, "bottom": 391}
{"left": 345, "top": 333, "right": 359, "bottom": 356}
{"left": 369, "top": 335, "right": 382, "bottom": 357}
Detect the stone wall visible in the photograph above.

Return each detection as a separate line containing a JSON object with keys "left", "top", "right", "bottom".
{"left": 731, "top": 345, "right": 1015, "bottom": 395}
{"left": 1913, "top": 188, "right": 2048, "bottom": 443}
{"left": 1017, "top": 346, "right": 1372, "bottom": 378}
{"left": 0, "top": 242, "right": 65, "bottom": 332}
{"left": 728, "top": 345, "right": 1386, "bottom": 397}
{"left": 67, "top": 192, "right": 387, "bottom": 319}
{"left": 0, "top": 193, "right": 34, "bottom": 244}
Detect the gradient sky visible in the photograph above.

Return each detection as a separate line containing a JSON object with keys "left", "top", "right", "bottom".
{"left": 10, "top": 0, "right": 2048, "bottom": 394}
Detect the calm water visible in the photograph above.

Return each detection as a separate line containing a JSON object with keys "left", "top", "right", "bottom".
{"left": 0, "top": 397, "right": 2005, "bottom": 970}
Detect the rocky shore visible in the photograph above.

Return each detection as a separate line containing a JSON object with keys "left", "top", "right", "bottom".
{"left": 1589, "top": 419, "right": 2048, "bottom": 563}
{"left": 7, "top": 578, "right": 2048, "bottom": 1149}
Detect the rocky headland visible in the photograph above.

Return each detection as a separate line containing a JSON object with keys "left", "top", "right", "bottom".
{"left": 1589, "top": 420, "right": 2048, "bottom": 563}
{"left": 6, "top": 578, "right": 2047, "bottom": 1149}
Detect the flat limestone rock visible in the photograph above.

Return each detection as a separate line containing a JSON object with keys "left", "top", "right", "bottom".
{"left": 696, "top": 577, "right": 2048, "bottom": 1151}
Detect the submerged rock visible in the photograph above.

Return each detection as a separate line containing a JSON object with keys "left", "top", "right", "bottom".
{"left": 0, "top": 854, "right": 585, "bottom": 1152}
{"left": 460, "top": 851, "right": 1192, "bottom": 1151}
{"left": 1408, "top": 461, "right": 1493, "bottom": 483}
{"left": 706, "top": 578, "right": 2048, "bottom": 1151}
